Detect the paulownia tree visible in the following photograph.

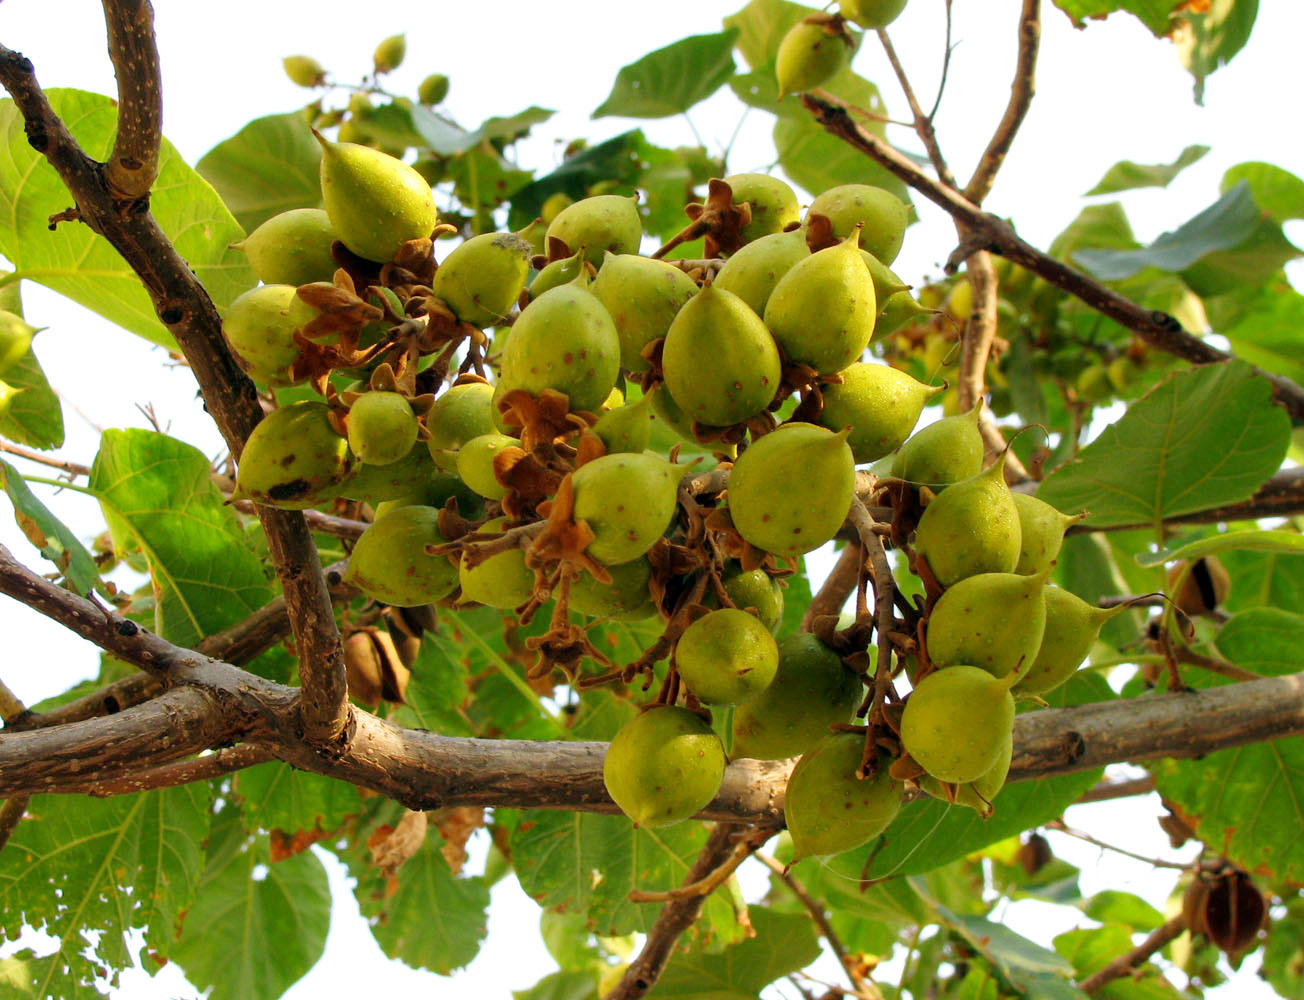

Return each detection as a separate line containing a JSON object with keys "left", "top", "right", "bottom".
{"left": 2, "top": 1, "right": 1303, "bottom": 998}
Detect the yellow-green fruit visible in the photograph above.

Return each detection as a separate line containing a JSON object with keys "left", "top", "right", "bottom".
{"left": 540, "top": 192, "right": 572, "bottom": 226}
{"left": 234, "top": 401, "right": 351, "bottom": 509}
{"left": 232, "top": 209, "right": 338, "bottom": 287}
{"left": 338, "top": 445, "right": 455, "bottom": 506}
{"left": 890, "top": 401, "right": 984, "bottom": 488}
{"left": 426, "top": 381, "right": 496, "bottom": 471}
{"left": 317, "top": 134, "right": 437, "bottom": 263}
{"left": 417, "top": 73, "right": 449, "bottom": 106}
{"left": 529, "top": 249, "right": 587, "bottom": 298}
{"left": 806, "top": 184, "right": 910, "bottom": 265}
{"left": 456, "top": 432, "right": 518, "bottom": 500}
{"left": 720, "top": 565, "right": 784, "bottom": 633}
{"left": 914, "top": 453, "right": 1022, "bottom": 587}
{"left": 663, "top": 285, "right": 780, "bottom": 427}
{"left": 860, "top": 251, "right": 910, "bottom": 307}
{"left": 0, "top": 379, "right": 21, "bottom": 420}
{"left": 603, "top": 706, "right": 725, "bottom": 827}
{"left": 946, "top": 279, "right": 974, "bottom": 322}
{"left": 731, "top": 633, "right": 861, "bottom": 760}
{"left": 900, "top": 665, "right": 1017, "bottom": 784}
{"left": 840, "top": 0, "right": 908, "bottom": 29}
{"left": 343, "top": 504, "right": 458, "bottom": 606}
{"left": 675, "top": 608, "right": 779, "bottom": 706}
{"left": 545, "top": 195, "right": 642, "bottom": 269}
{"left": 347, "top": 390, "right": 418, "bottom": 466}
{"left": 1014, "top": 493, "right": 1086, "bottom": 576}
{"left": 590, "top": 253, "right": 698, "bottom": 372}
{"left": 785, "top": 737, "right": 902, "bottom": 861}
{"left": 648, "top": 382, "right": 697, "bottom": 443}
{"left": 283, "top": 55, "right": 325, "bottom": 88}
{"left": 925, "top": 568, "right": 1050, "bottom": 679}
{"left": 712, "top": 228, "right": 810, "bottom": 317}
{"left": 222, "top": 284, "right": 305, "bottom": 386}
{"left": 723, "top": 173, "right": 800, "bottom": 242}
{"left": 873, "top": 290, "right": 931, "bottom": 339}
{"left": 569, "top": 557, "right": 657, "bottom": 621}
{"left": 431, "top": 232, "right": 532, "bottom": 328}
{"left": 775, "top": 20, "right": 851, "bottom": 96}
{"left": 373, "top": 33, "right": 406, "bottom": 74}
{"left": 459, "top": 517, "right": 534, "bottom": 609}
{"left": 0, "top": 310, "right": 37, "bottom": 375}
{"left": 729, "top": 423, "right": 854, "bottom": 558}
{"left": 819, "top": 363, "right": 943, "bottom": 463}
{"left": 498, "top": 283, "right": 620, "bottom": 414}
{"left": 593, "top": 392, "right": 654, "bottom": 455}
{"left": 764, "top": 234, "right": 877, "bottom": 374}
{"left": 571, "top": 452, "right": 685, "bottom": 565}
{"left": 1013, "top": 588, "right": 1126, "bottom": 696}
{"left": 919, "top": 731, "right": 1012, "bottom": 818}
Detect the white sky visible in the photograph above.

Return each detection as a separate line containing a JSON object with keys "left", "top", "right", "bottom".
{"left": 0, "top": 1, "right": 1301, "bottom": 997}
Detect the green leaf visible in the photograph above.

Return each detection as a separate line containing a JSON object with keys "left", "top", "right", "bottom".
{"left": 1051, "top": 1, "right": 1182, "bottom": 35}
{"left": 1221, "top": 161, "right": 1304, "bottom": 222}
{"left": 1037, "top": 361, "right": 1291, "bottom": 528}
{"left": 1136, "top": 528, "right": 1304, "bottom": 568}
{"left": 1050, "top": 202, "right": 1138, "bottom": 260}
{"left": 1085, "top": 144, "right": 1210, "bottom": 195}
{"left": 0, "top": 90, "right": 256, "bottom": 348}
{"left": 1055, "top": 924, "right": 1141, "bottom": 978}
{"left": 723, "top": 0, "right": 815, "bottom": 70}
{"left": 1150, "top": 607, "right": 1304, "bottom": 884}
{"left": 196, "top": 111, "right": 323, "bottom": 232}
{"left": 1082, "top": 890, "right": 1165, "bottom": 931}
{"left": 1209, "top": 276, "right": 1304, "bottom": 385}
{"left": 507, "top": 130, "right": 648, "bottom": 228}
{"left": 389, "top": 630, "right": 475, "bottom": 737}
{"left": 0, "top": 284, "right": 62, "bottom": 449}
{"left": 1262, "top": 895, "right": 1304, "bottom": 999}
{"left": 1220, "top": 544, "right": 1304, "bottom": 615}
{"left": 234, "top": 762, "right": 363, "bottom": 834}
{"left": 1175, "top": 0, "right": 1259, "bottom": 104}
{"left": 170, "top": 811, "right": 330, "bottom": 1000}
{"left": 0, "top": 786, "right": 211, "bottom": 998}
{"left": 938, "top": 906, "right": 1083, "bottom": 999}
{"left": 513, "top": 970, "right": 600, "bottom": 1000}
{"left": 1073, "top": 181, "right": 1261, "bottom": 281}
{"left": 594, "top": 31, "right": 739, "bottom": 119}
{"left": 652, "top": 908, "right": 822, "bottom": 997}
{"left": 1179, "top": 215, "right": 1301, "bottom": 298}
{"left": 88, "top": 429, "right": 273, "bottom": 647}
{"left": 0, "top": 458, "right": 103, "bottom": 596}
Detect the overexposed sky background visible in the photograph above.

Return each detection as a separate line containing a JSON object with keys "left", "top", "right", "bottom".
{"left": 1, "top": 1, "right": 1301, "bottom": 997}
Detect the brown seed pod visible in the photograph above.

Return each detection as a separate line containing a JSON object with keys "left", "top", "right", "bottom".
{"left": 1181, "top": 858, "right": 1267, "bottom": 959}
{"left": 1168, "top": 556, "right": 1231, "bottom": 617}
{"left": 343, "top": 628, "right": 412, "bottom": 706}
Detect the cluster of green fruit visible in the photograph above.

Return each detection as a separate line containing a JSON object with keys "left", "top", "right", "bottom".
{"left": 220, "top": 118, "right": 1121, "bottom": 863}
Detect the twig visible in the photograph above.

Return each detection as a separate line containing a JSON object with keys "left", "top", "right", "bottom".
{"left": 0, "top": 441, "right": 92, "bottom": 477}
{"left": 1076, "top": 774, "right": 1156, "bottom": 804}
{"left": 1079, "top": 913, "right": 1186, "bottom": 994}
{"left": 0, "top": 676, "right": 25, "bottom": 724}
{"left": 876, "top": 28, "right": 956, "bottom": 188}
{"left": 964, "top": 0, "right": 1041, "bottom": 205}
{"left": 1174, "top": 648, "right": 1260, "bottom": 684}
{"left": 755, "top": 852, "right": 882, "bottom": 1000}
{"left": 100, "top": 0, "right": 162, "bottom": 200}
{"left": 230, "top": 499, "right": 369, "bottom": 541}
{"left": 1047, "top": 819, "right": 1189, "bottom": 870}
{"left": 846, "top": 500, "right": 897, "bottom": 734}
{"left": 628, "top": 835, "right": 754, "bottom": 902}
{"left": 801, "top": 541, "right": 863, "bottom": 630}
{"left": 797, "top": 92, "right": 1304, "bottom": 423}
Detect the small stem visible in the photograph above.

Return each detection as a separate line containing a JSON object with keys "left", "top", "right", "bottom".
{"left": 802, "top": 542, "right": 863, "bottom": 630}
{"left": 1075, "top": 774, "right": 1156, "bottom": 804}
{"left": 877, "top": 28, "right": 956, "bottom": 188}
{"left": 1079, "top": 914, "right": 1185, "bottom": 994}
{"left": 0, "top": 441, "right": 92, "bottom": 477}
{"left": 628, "top": 836, "right": 753, "bottom": 902}
{"left": 1047, "top": 819, "right": 1189, "bottom": 870}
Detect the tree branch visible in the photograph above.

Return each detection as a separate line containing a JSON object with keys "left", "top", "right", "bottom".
{"left": 55, "top": 743, "right": 273, "bottom": 797}
{"left": 1079, "top": 914, "right": 1185, "bottom": 994}
{"left": 876, "top": 28, "right": 955, "bottom": 188}
{"left": 0, "top": 45, "right": 350, "bottom": 746}
{"left": 798, "top": 92, "right": 1304, "bottom": 423}
{"left": 0, "top": 681, "right": 30, "bottom": 853}
{"left": 100, "top": 0, "right": 162, "bottom": 199}
{"left": 1070, "top": 467, "right": 1304, "bottom": 532}
{"left": 4, "top": 673, "right": 163, "bottom": 733}
{"left": 801, "top": 541, "right": 863, "bottom": 630}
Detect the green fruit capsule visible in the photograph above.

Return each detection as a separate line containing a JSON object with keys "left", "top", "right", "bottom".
{"left": 233, "top": 208, "right": 338, "bottom": 287}
{"left": 785, "top": 737, "right": 902, "bottom": 861}
{"left": 1014, "top": 493, "right": 1086, "bottom": 576}
{"left": 317, "top": 134, "right": 438, "bottom": 263}
{"left": 456, "top": 432, "right": 518, "bottom": 501}
{"left": 347, "top": 390, "right": 418, "bottom": 466}
{"left": 459, "top": 517, "right": 534, "bottom": 610}
{"left": 529, "top": 249, "right": 588, "bottom": 298}
{"left": 343, "top": 504, "right": 458, "bottom": 606}
{"left": 426, "top": 381, "right": 497, "bottom": 471}
{"left": 764, "top": 233, "right": 877, "bottom": 374}
{"left": 900, "top": 665, "right": 1017, "bottom": 784}
{"left": 891, "top": 400, "right": 984, "bottom": 488}
{"left": 662, "top": 285, "right": 780, "bottom": 427}
{"left": 914, "top": 452, "right": 1022, "bottom": 587}
{"left": 919, "top": 731, "right": 1012, "bottom": 818}
{"left": 373, "top": 33, "right": 406, "bottom": 74}
{"left": 775, "top": 19, "right": 851, "bottom": 96}
{"left": 568, "top": 557, "right": 657, "bottom": 621}
{"left": 222, "top": 284, "right": 305, "bottom": 386}
{"left": 603, "top": 706, "right": 726, "bottom": 827}
{"left": 0, "top": 310, "right": 38, "bottom": 376}
{"left": 723, "top": 173, "right": 800, "bottom": 243}
{"left": 731, "top": 633, "right": 861, "bottom": 760}
{"left": 860, "top": 250, "right": 911, "bottom": 306}
{"left": 819, "top": 363, "right": 943, "bottom": 463}
{"left": 806, "top": 184, "right": 910, "bottom": 265}
{"left": 712, "top": 229, "right": 810, "bottom": 317}
{"left": 720, "top": 564, "right": 784, "bottom": 633}
{"left": 339, "top": 445, "right": 445, "bottom": 505}
{"left": 592, "top": 392, "right": 655, "bottom": 455}
{"left": 234, "top": 400, "right": 352, "bottom": 509}
{"left": 0, "top": 379, "right": 21, "bottom": 420}
{"left": 873, "top": 290, "right": 931, "bottom": 340}
{"left": 840, "top": 0, "right": 908, "bottom": 30}
{"left": 571, "top": 452, "right": 685, "bottom": 565}
{"left": 545, "top": 195, "right": 642, "bottom": 269}
{"left": 675, "top": 608, "right": 779, "bottom": 706}
{"left": 1014, "top": 588, "right": 1127, "bottom": 696}
{"left": 283, "top": 55, "right": 325, "bottom": 88}
{"left": 728, "top": 423, "right": 854, "bottom": 558}
{"left": 925, "top": 568, "right": 1051, "bottom": 679}
{"left": 499, "top": 283, "right": 620, "bottom": 414}
{"left": 590, "top": 253, "right": 698, "bottom": 372}
{"left": 648, "top": 382, "right": 698, "bottom": 444}
{"left": 417, "top": 73, "right": 449, "bottom": 106}
{"left": 431, "top": 232, "right": 532, "bottom": 328}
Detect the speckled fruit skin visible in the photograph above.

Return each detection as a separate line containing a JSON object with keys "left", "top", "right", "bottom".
{"left": 426, "top": 381, "right": 496, "bottom": 471}
{"left": 592, "top": 393, "right": 654, "bottom": 455}
{"left": 662, "top": 285, "right": 780, "bottom": 427}
{"left": 819, "top": 363, "right": 943, "bottom": 463}
{"left": 498, "top": 284, "right": 620, "bottom": 414}
{"left": 347, "top": 391, "right": 418, "bottom": 466}
{"left": 775, "top": 20, "right": 850, "bottom": 96}
{"left": 570, "top": 453, "right": 684, "bottom": 565}
{"left": 914, "top": 455, "right": 1021, "bottom": 587}
{"left": 806, "top": 183, "right": 910, "bottom": 265}
{"left": 1013, "top": 588, "right": 1125, "bottom": 696}
{"left": 234, "top": 208, "right": 339, "bottom": 286}
{"left": 731, "top": 633, "right": 862, "bottom": 760}
{"left": 720, "top": 565, "right": 784, "bottom": 633}
{"left": 456, "top": 432, "right": 518, "bottom": 501}
{"left": 920, "top": 731, "right": 1012, "bottom": 818}
{"left": 545, "top": 194, "right": 642, "bottom": 269}
{"left": 317, "top": 135, "right": 437, "bottom": 263}
{"left": 431, "top": 231, "right": 532, "bottom": 328}
{"left": 723, "top": 172, "right": 801, "bottom": 243}
{"left": 603, "top": 706, "right": 726, "bottom": 828}
{"left": 728, "top": 423, "right": 854, "bottom": 558}
{"left": 568, "top": 557, "right": 657, "bottom": 621}
{"left": 890, "top": 401, "right": 984, "bottom": 488}
{"left": 675, "top": 608, "right": 779, "bottom": 706}
{"left": 222, "top": 284, "right": 305, "bottom": 386}
{"left": 784, "top": 736, "right": 902, "bottom": 861}
{"left": 900, "top": 665, "right": 1015, "bottom": 784}
{"left": 459, "top": 517, "right": 534, "bottom": 610}
{"left": 712, "top": 229, "right": 810, "bottom": 317}
{"left": 925, "top": 569, "right": 1049, "bottom": 679}
{"left": 591, "top": 253, "right": 699, "bottom": 373}
{"left": 1013, "top": 493, "right": 1084, "bottom": 576}
{"left": 234, "top": 400, "right": 352, "bottom": 509}
{"left": 342, "top": 504, "right": 458, "bottom": 607}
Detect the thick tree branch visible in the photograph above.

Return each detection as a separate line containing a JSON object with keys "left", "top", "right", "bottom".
{"left": 0, "top": 46, "right": 349, "bottom": 746}
{"left": 801, "top": 541, "right": 863, "bottom": 630}
{"left": 0, "top": 682, "right": 30, "bottom": 853}
{"left": 5, "top": 673, "right": 163, "bottom": 733}
{"left": 56, "top": 744, "right": 273, "bottom": 797}
{"left": 100, "top": 0, "right": 162, "bottom": 199}
{"left": 964, "top": 0, "right": 1040, "bottom": 205}
{"left": 798, "top": 92, "right": 1304, "bottom": 423}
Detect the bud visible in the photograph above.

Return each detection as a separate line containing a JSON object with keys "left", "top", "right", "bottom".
{"left": 418, "top": 73, "right": 450, "bottom": 106}
{"left": 373, "top": 34, "right": 407, "bottom": 75}
{"left": 283, "top": 55, "right": 325, "bottom": 89}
